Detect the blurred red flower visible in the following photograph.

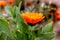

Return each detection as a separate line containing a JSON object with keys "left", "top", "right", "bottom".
{"left": 26, "top": 2, "right": 32, "bottom": 6}
{"left": 49, "top": 8, "right": 57, "bottom": 15}
{"left": 55, "top": 11, "right": 60, "bottom": 20}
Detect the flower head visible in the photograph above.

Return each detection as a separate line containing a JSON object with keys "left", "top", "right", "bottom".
{"left": 55, "top": 11, "right": 60, "bottom": 20}
{"left": 8, "top": 0, "right": 14, "bottom": 4}
{"left": 21, "top": 12, "right": 45, "bottom": 24}
{"left": 26, "top": 2, "right": 32, "bottom": 6}
{"left": 0, "top": 1, "right": 7, "bottom": 6}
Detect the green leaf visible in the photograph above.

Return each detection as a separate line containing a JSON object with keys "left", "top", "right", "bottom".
{"left": 0, "top": 18, "right": 10, "bottom": 33}
{"left": 36, "top": 23, "right": 54, "bottom": 40}
{"left": 16, "top": 10, "right": 29, "bottom": 33}
{"left": 36, "top": 27, "right": 43, "bottom": 37}
{"left": 35, "top": 32, "right": 55, "bottom": 40}
{"left": 16, "top": 31, "right": 27, "bottom": 40}
{"left": 16, "top": 2, "right": 29, "bottom": 33}
{"left": 0, "top": 32, "right": 7, "bottom": 40}
{"left": 5, "top": 5, "right": 16, "bottom": 18}
{"left": 42, "top": 23, "right": 53, "bottom": 32}
{"left": 0, "top": 18, "right": 10, "bottom": 40}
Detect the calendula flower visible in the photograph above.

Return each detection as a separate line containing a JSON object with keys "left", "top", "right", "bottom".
{"left": 21, "top": 12, "right": 45, "bottom": 24}
{"left": 8, "top": 0, "right": 14, "bottom": 4}
{"left": 55, "top": 11, "right": 60, "bottom": 20}
{"left": 49, "top": 8, "right": 60, "bottom": 21}
{"left": 0, "top": 1, "right": 7, "bottom": 6}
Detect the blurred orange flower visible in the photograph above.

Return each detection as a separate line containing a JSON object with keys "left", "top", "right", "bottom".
{"left": 8, "top": 0, "right": 14, "bottom": 4}
{"left": 55, "top": 11, "right": 60, "bottom": 20}
{"left": 0, "top": 1, "right": 7, "bottom": 6}
{"left": 21, "top": 12, "right": 45, "bottom": 24}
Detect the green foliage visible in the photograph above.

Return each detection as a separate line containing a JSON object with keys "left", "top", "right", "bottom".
{"left": 0, "top": 18, "right": 10, "bottom": 33}
{"left": 0, "top": 2, "right": 55, "bottom": 40}
{"left": 35, "top": 23, "right": 55, "bottom": 40}
{"left": 5, "top": 5, "right": 16, "bottom": 18}
{"left": 0, "top": 18, "right": 10, "bottom": 40}
{"left": 42, "top": 23, "right": 53, "bottom": 32}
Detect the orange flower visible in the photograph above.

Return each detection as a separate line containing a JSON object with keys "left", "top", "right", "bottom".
{"left": 8, "top": 0, "right": 14, "bottom": 4}
{"left": 0, "top": 1, "right": 7, "bottom": 6}
{"left": 21, "top": 12, "right": 45, "bottom": 24}
{"left": 55, "top": 11, "right": 60, "bottom": 20}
